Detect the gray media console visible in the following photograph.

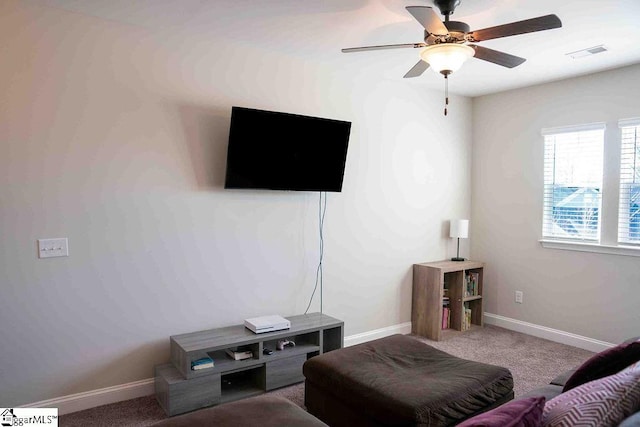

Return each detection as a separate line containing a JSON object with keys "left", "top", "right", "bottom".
{"left": 155, "top": 312, "right": 344, "bottom": 416}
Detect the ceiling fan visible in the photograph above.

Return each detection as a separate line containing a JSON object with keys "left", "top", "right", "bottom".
{"left": 342, "top": 0, "right": 562, "bottom": 80}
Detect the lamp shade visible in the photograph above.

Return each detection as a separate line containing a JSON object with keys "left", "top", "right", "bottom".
{"left": 450, "top": 219, "right": 469, "bottom": 239}
{"left": 420, "top": 44, "right": 475, "bottom": 75}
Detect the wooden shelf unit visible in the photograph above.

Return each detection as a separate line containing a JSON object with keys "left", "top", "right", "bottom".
{"left": 155, "top": 312, "right": 343, "bottom": 416}
{"left": 412, "top": 260, "right": 484, "bottom": 341}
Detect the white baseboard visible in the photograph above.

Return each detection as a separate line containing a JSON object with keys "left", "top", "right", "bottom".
{"left": 21, "top": 378, "right": 155, "bottom": 416}
{"left": 23, "top": 321, "right": 412, "bottom": 415}
{"left": 344, "top": 321, "right": 412, "bottom": 347}
{"left": 483, "top": 312, "right": 614, "bottom": 353}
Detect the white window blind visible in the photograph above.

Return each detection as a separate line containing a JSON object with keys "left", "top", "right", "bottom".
{"left": 542, "top": 123, "right": 605, "bottom": 241}
{"left": 618, "top": 118, "right": 640, "bottom": 245}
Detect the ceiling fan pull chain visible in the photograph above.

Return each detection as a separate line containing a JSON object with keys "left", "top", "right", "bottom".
{"left": 444, "top": 74, "right": 449, "bottom": 116}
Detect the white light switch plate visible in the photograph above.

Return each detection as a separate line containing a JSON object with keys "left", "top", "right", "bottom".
{"left": 38, "top": 238, "right": 69, "bottom": 258}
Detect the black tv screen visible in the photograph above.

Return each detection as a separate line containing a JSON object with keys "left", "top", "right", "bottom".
{"left": 224, "top": 107, "right": 351, "bottom": 192}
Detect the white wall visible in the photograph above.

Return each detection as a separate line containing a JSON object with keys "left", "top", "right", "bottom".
{"left": 0, "top": 1, "right": 472, "bottom": 406}
{"left": 471, "top": 64, "right": 640, "bottom": 344}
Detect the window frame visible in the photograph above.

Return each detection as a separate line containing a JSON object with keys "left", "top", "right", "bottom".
{"left": 541, "top": 122, "right": 606, "bottom": 243}
{"left": 539, "top": 121, "right": 640, "bottom": 258}
{"left": 617, "top": 118, "right": 640, "bottom": 246}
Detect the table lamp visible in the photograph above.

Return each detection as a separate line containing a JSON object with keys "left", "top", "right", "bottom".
{"left": 450, "top": 219, "right": 469, "bottom": 261}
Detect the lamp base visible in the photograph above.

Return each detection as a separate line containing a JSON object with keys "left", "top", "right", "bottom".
{"left": 450, "top": 257, "right": 466, "bottom": 262}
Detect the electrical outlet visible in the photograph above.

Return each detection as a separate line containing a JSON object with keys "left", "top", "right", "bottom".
{"left": 515, "top": 290, "right": 523, "bottom": 304}
{"left": 38, "top": 238, "right": 69, "bottom": 258}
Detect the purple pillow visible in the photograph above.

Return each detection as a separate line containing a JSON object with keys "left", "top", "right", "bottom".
{"left": 457, "top": 396, "right": 546, "bottom": 427}
{"left": 543, "top": 361, "right": 640, "bottom": 427}
{"left": 563, "top": 339, "right": 640, "bottom": 392}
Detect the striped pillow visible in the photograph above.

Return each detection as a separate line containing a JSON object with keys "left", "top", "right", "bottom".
{"left": 542, "top": 360, "right": 640, "bottom": 427}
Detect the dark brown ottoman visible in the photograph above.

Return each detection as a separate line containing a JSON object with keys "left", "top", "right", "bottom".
{"left": 303, "top": 334, "right": 514, "bottom": 427}
{"left": 152, "top": 395, "right": 327, "bottom": 427}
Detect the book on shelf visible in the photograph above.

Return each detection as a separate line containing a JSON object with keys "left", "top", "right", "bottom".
{"left": 462, "top": 308, "right": 472, "bottom": 331}
{"left": 191, "top": 356, "right": 214, "bottom": 370}
{"left": 442, "top": 306, "right": 450, "bottom": 329}
{"left": 465, "top": 272, "right": 480, "bottom": 297}
{"left": 471, "top": 272, "right": 479, "bottom": 296}
{"left": 192, "top": 363, "right": 214, "bottom": 370}
{"left": 225, "top": 348, "right": 253, "bottom": 361}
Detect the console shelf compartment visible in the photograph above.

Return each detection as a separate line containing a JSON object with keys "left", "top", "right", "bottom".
{"left": 155, "top": 312, "right": 343, "bottom": 416}
{"left": 219, "top": 366, "right": 265, "bottom": 404}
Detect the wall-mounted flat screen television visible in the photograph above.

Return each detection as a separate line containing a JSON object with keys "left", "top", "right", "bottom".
{"left": 224, "top": 107, "right": 351, "bottom": 192}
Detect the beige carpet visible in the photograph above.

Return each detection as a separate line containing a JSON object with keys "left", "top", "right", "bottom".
{"left": 59, "top": 325, "right": 595, "bottom": 426}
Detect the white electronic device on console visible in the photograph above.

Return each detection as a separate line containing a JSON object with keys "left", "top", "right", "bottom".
{"left": 244, "top": 315, "right": 291, "bottom": 334}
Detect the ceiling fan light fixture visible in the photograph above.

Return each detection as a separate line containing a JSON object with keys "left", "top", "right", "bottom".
{"left": 419, "top": 43, "right": 475, "bottom": 75}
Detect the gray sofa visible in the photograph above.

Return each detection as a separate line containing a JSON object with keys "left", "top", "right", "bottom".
{"left": 455, "top": 335, "right": 640, "bottom": 426}
{"left": 518, "top": 337, "right": 640, "bottom": 427}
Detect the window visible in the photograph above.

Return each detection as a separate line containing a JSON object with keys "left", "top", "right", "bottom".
{"left": 618, "top": 119, "right": 640, "bottom": 245}
{"left": 542, "top": 123, "right": 605, "bottom": 242}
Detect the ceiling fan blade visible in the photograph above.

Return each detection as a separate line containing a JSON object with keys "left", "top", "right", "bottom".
{"left": 341, "top": 43, "right": 425, "bottom": 53}
{"left": 469, "top": 44, "right": 526, "bottom": 68}
{"left": 469, "top": 14, "right": 562, "bottom": 42}
{"left": 406, "top": 6, "right": 449, "bottom": 36}
{"left": 403, "top": 60, "right": 430, "bottom": 78}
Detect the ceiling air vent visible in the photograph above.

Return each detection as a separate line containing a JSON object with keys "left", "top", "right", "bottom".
{"left": 566, "top": 45, "right": 608, "bottom": 59}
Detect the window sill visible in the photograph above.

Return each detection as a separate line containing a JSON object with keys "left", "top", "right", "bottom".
{"left": 539, "top": 240, "right": 640, "bottom": 257}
